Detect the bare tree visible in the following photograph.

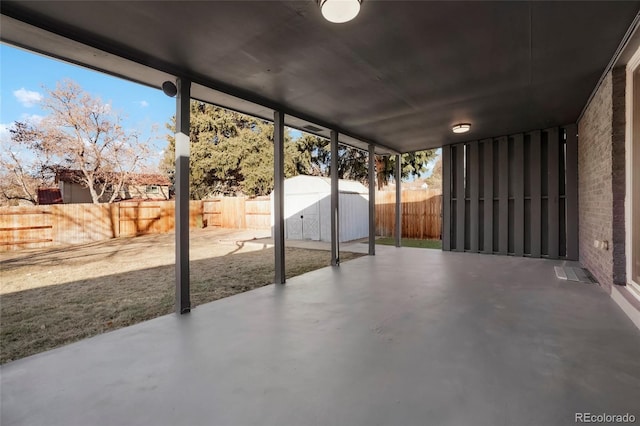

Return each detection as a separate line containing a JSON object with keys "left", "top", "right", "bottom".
{"left": 10, "top": 79, "right": 150, "bottom": 204}
{"left": 0, "top": 148, "right": 39, "bottom": 205}
{"left": 0, "top": 122, "right": 52, "bottom": 205}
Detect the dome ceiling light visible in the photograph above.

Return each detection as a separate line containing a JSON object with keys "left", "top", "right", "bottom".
{"left": 452, "top": 123, "right": 471, "bottom": 134}
{"left": 318, "top": 0, "right": 362, "bottom": 24}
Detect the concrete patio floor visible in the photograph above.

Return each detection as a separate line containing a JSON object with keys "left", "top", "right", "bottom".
{"left": 2, "top": 248, "right": 639, "bottom": 426}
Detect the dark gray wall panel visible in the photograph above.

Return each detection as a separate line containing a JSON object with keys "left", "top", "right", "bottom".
{"left": 565, "top": 124, "right": 579, "bottom": 260}
{"left": 530, "top": 130, "right": 542, "bottom": 258}
{"left": 456, "top": 145, "right": 465, "bottom": 252}
{"left": 483, "top": 139, "right": 494, "bottom": 254}
{"left": 469, "top": 141, "right": 480, "bottom": 253}
{"left": 442, "top": 145, "right": 451, "bottom": 251}
{"left": 498, "top": 136, "right": 509, "bottom": 255}
{"left": 547, "top": 128, "right": 560, "bottom": 259}
{"left": 513, "top": 134, "right": 525, "bottom": 256}
{"left": 443, "top": 125, "right": 575, "bottom": 260}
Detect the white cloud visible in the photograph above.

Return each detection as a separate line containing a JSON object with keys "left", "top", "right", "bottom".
{"left": 20, "top": 113, "right": 43, "bottom": 125}
{"left": 0, "top": 123, "right": 13, "bottom": 144}
{"left": 13, "top": 88, "right": 43, "bottom": 107}
{"left": 138, "top": 100, "right": 149, "bottom": 108}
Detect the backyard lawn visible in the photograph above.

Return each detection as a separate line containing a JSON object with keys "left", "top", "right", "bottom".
{"left": 376, "top": 237, "right": 442, "bottom": 249}
{"left": 0, "top": 229, "right": 364, "bottom": 364}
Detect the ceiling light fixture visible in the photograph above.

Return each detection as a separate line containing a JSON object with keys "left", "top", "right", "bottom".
{"left": 452, "top": 123, "right": 471, "bottom": 134}
{"left": 318, "top": 0, "right": 362, "bottom": 24}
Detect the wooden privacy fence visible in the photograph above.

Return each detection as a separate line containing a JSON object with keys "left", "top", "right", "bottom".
{"left": 202, "top": 196, "right": 270, "bottom": 229}
{"left": 376, "top": 190, "right": 442, "bottom": 239}
{"left": 1, "top": 193, "right": 440, "bottom": 251}
{"left": 0, "top": 204, "right": 118, "bottom": 250}
{"left": 0, "top": 197, "right": 271, "bottom": 251}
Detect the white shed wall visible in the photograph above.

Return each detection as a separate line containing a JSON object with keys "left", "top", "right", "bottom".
{"left": 318, "top": 193, "right": 368, "bottom": 243}
{"left": 339, "top": 193, "right": 369, "bottom": 242}
{"left": 271, "top": 176, "right": 369, "bottom": 243}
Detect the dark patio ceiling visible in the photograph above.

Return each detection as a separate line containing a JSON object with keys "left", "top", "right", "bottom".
{"left": 1, "top": 1, "right": 639, "bottom": 153}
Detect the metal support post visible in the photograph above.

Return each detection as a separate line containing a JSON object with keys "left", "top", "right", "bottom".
{"left": 331, "top": 130, "right": 340, "bottom": 265}
{"left": 175, "top": 78, "right": 191, "bottom": 314}
{"left": 274, "top": 111, "right": 286, "bottom": 283}
{"left": 395, "top": 154, "right": 402, "bottom": 247}
{"left": 368, "top": 144, "right": 376, "bottom": 255}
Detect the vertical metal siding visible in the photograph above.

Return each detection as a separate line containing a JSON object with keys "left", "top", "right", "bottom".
{"left": 339, "top": 193, "right": 369, "bottom": 243}
{"left": 456, "top": 145, "right": 465, "bottom": 252}
{"left": 483, "top": 139, "right": 494, "bottom": 254}
{"left": 530, "top": 130, "right": 542, "bottom": 257}
{"left": 442, "top": 125, "right": 577, "bottom": 259}
{"left": 442, "top": 146, "right": 452, "bottom": 251}
{"left": 469, "top": 141, "right": 480, "bottom": 253}
{"left": 513, "top": 134, "right": 525, "bottom": 256}
{"left": 547, "top": 127, "right": 560, "bottom": 259}
{"left": 565, "top": 124, "right": 579, "bottom": 260}
{"left": 498, "top": 136, "right": 509, "bottom": 255}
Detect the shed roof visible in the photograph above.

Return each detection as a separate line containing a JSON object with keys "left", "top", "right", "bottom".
{"left": 278, "top": 175, "right": 368, "bottom": 195}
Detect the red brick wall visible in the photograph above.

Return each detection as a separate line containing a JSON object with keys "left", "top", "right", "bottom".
{"left": 578, "top": 68, "right": 626, "bottom": 291}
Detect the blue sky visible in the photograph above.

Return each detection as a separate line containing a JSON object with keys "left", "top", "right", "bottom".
{"left": 0, "top": 43, "right": 174, "bottom": 166}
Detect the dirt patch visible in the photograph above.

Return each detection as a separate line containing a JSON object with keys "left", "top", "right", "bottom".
{"left": 0, "top": 229, "right": 364, "bottom": 364}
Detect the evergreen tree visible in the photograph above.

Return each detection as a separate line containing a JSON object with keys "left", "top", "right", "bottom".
{"left": 162, "top": 102, "right": 311, "bottom": 198}
{"left": 375, "top": 151, "right": 437, "bottom": 189}
{"left": 295, "top": 134, "right": 437, "bottom": 188}
{"left": 162, "top": 101, "right": 437, "bottom": 198}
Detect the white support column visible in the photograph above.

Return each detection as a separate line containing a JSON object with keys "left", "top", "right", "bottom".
{"left": 395, "top": 154, "right": 402, "bottom": 248}
{"left": 175, "top": 78, "right": 191, "bottom": 314}
{"left": 274, "top": 111, "right": 286, "bottom": 284}
{"left": 368, "top": 144, "right": 376, "bottom": 255}
{"left": 331, "top": 130, "right": 340, "bottom": 266}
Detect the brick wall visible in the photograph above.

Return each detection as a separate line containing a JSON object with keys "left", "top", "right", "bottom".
{"left": 578, "top": 68, "right": 626, "bottom": 291}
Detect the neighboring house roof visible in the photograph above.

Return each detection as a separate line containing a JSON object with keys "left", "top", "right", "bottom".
{"left": 55, "top": 169, "right": 171, "bottom": 186}
{"left": 55, "top": 169, "right": 85, "bottom": 184}
{"left": 127, "top": 174, "right": 171, "bottom": 186}
{"left": 37, "top": 188, "right": 63, "bottom": 205}
{"left": 276, "top": 175, "right": 369, "bottom": 195}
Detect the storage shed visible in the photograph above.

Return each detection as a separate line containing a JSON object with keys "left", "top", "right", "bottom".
{"left": 271, "top": 175, "right": 369, "bottom": 243}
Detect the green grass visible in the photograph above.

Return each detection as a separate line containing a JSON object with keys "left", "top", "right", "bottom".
{"left": 0, "top": 246, "right": 364, "bottom": 364}
{"left": 376, "top": 237, "right": 442, "bottom": 249}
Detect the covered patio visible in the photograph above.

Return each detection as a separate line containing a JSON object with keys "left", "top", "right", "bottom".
{"left": 2, "top": 1, "right": 640, "bottom": 424}
{"left": 2, "top": 248, "right": 640, "bottom": 425}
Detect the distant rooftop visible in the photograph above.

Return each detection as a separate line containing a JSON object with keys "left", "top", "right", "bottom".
{"left": 55, "top": 169, "right": 171, "bottom": 186}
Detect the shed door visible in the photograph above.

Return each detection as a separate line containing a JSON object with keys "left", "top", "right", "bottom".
{"left": 285, "top": 195, "right": 320, "bottom": 241}
{"left": 301, "top": 203, "right": 320, "bottom": 240}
